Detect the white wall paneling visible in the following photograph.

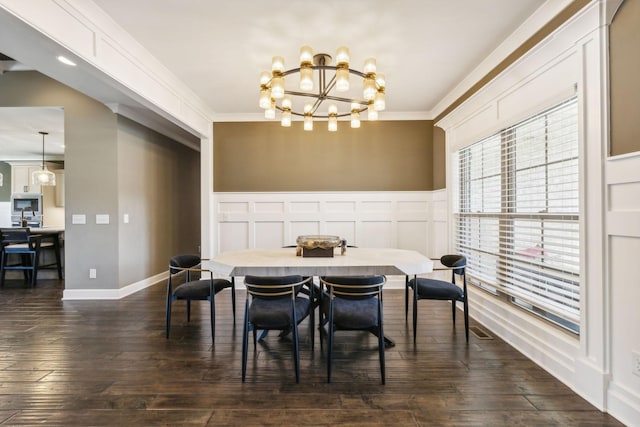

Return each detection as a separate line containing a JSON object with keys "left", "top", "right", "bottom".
{"left": 213, "top": 191, "right": 440, "bottom": 288}
{"left": 605, "top": 153, "right": 640, "bottom": 424}
{"left": 214, "top": 191, "right": 435, "bottom": 254}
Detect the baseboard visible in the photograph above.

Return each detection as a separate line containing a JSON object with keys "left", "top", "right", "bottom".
{"left": 607, "top": 382, "right": 640, "bottom": 427}
{"left": 62, "top": 271, "right": 167, "bottom": 300}
{"left": 468, "top": 287, "right": 581, "bottom": 391}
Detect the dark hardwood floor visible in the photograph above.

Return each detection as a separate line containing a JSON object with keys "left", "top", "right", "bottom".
{"left": 0, "top": 277, "right": 625, "bottom": 426}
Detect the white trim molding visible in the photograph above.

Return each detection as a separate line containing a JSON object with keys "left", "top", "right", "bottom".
{"left": 436, "top": 3, "right": 640, "bottom": 422}
{"left": 62, "top": 271, "right": 167, "bottom": 300}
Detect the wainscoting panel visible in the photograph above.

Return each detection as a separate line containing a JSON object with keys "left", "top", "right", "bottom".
{"left": 213, "top": 192, "right": 438, "bottom": 257}
{"left": 605, "top": 153, "right": 640, "bottom": 423}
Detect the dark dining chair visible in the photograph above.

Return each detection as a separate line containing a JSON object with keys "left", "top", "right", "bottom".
{"left": 0, "top": 228, "right": 42, "bottom": 287}
{"left": 165, "top": 254, "right": 235, "bottom": 342}
{"left": 320, "top": 275, "right": 387, "bottom": 384}
{"left": 405, "top": 254, "right": 469, "bottom": 343}
{"left": 242, "top": 275, "right": 314, "bottom": 383}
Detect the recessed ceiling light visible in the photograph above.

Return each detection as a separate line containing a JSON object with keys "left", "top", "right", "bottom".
{"left": 57, "top": 55, "right": 76, "bottom": 66}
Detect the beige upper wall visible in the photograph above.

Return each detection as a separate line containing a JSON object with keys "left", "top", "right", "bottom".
{"left": 432, "top": 126, "right": 446, "bottom": 190}
{"left": 117, "top": 116, "right": 200, "bottom": 285}
{"left": 609, "top": 0, "right": 640, "bottom": 156}
{"left": 213, "top": 120, "right": 434, "bottom": 192}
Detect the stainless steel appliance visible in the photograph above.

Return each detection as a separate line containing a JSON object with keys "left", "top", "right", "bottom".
{"left": 10, "top": 193, "right": 43, "bottom": 227}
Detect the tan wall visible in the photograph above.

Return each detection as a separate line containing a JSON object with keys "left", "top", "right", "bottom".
{"left": 609, "top": 0, "right": 640, "bottom": 156}
{"left": 214, "top": 120, "right": 434, "bottom": 192}
{"left": 117, "top": 116, "right": 200, "bottom": 285}
{"left": 432, "top": 126, "right": 446, "bottom": 190}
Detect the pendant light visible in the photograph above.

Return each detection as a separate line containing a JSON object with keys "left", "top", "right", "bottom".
{"left": 31, "top": 131, "right": 56, "bottom": 187}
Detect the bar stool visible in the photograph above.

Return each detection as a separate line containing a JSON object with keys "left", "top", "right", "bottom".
{"left": 0, "top": 228, "right": 42, "bottom": 287}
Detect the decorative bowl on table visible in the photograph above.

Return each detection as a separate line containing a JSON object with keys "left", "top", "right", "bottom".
{"left": 296, "top": 235, "right": 343, "bottom": 257}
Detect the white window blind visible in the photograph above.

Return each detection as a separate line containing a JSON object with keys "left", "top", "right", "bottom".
{"left": 455, "top": 98, "right": 580, "bottom": 327}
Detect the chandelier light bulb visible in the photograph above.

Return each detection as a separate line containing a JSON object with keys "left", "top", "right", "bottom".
{"left": 336, "top": 67, "right": 349, "bottom": 92}
{"left": 367, "top": 103, "right": 379, "bottom": 121}
{"left": 259, "top": 88, "right": 272, "bottom": 109}
{"left": 300, "top": 65, "right": 313, "bottom": 91}
{"left": 282, "top": 96, "right": 292, "bottom": 110}
{"left": 328, "top": 115, "right": 338, "bottom": 132}
{"left": 260, "top": 71, "right": 271, "bottom": 85}
{"left": 272, "top": 56, "right": 285, "bottom": 73}
{"left": 264, "top": 102, "right": 276, "bottom": 119}
{"left": 363, "top": 77, "right": 377, "bottom": 101}
{"left": 374, "top": 91, "right": 386, "bottom": 111}
{"left": 363, "top": 57, "right": 377, "bottom": 75}
{"left": 335, "top": 47, "right": 350, "bottom": 66}
{"left": 304, "top": 115, "right": 313, "bottom": 131}
{"left": 271, "top": 76, "right": 284, "bottom": 99}
{"left": 304, "top": 102, "right": 313, "bottom": 114}
{"left": 281, "top": 110, "right": 292, "bottom": 127}
{"left": 350, "top": 111, "right": 361, "bottom": 128}
{"left": 300, "top": 46, "right": 313, "bottom": 65}
{"left": 375, "top": 73, "right": 386, "bottom": 89}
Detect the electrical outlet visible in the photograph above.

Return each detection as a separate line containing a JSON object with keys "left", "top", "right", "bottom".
{"left": 633, "top": 351, "right": 640, "bottom": 377}
{"left": 89, "top": 268, "right": 97, "bottom": 279}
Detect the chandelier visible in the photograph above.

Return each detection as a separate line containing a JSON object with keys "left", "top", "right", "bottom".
{"left": 259, "top": 46, "right": 386, "bottom": 131}
{"left": 31, "top": 131, "right": 56, "bottom": 186}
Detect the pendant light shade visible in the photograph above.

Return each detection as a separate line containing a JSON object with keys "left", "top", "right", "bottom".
{"left": 32, "top": 131, "right": 56, "bottom": 187}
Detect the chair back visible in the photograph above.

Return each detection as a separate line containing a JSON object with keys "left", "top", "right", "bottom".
{"left": 321, "top": 275, "right": 386, "bottom": 299}
{"left": 169, "top": 254, "right": 201, "bottom": 274}
{"left": 440, "top": 254, "right": 466, "bottom": 276}
{"left": 244, "top": 275, "right": 307, "bottom": 298}
{"left": 0, "top": 228, "right": 30, "bottom": 245}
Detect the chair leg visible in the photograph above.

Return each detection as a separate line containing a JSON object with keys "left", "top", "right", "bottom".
{"left": 378, "top": 301, "right": 386, "bottom": 385}
{"left": 0, "top": 251, "right": 6, "bottom": 287}
{"left": 412, "top": 288, "right": 418, "bottom": 343}
{"left": 241, "top": 302, "right": 250, "bottom": 383}
{"left": 452, "top": 299, "right": 457, "bottom": 325}
{"left": 53, "top": 238, "right": 63, "bottom": 279}
{"left": 463, "top": 297, "right": 470, "bottom": 343}
{"left": 292, "top": 306, "right": 300, "bottom": 384}
{"left": 20, "top": 254, "right": 30, "bottom": 283}
{"left": 327, "top": 303, "right": 334, "bottom": 383}
{"left": 165, "top": 296, "right": 172, "bottom": 339}
{"left": 253, "top": 326, "right": 258, "bottom": 351}
{"left": 210, "top": 294, "right": 215, "bottom": 343}
{"left": 231, "top": 279, "right": 237, "bottom": 323}
{"left": 404, "top": 276, "right": 409, "bottom": 321}
{"left": 309, "top": 292, "right": 315, "bottom": 352}
{"left": 31, "top": 250, "right": 39, "bottom": 287}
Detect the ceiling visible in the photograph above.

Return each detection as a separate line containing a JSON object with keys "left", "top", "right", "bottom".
{"left": 0, "top": 107, "right": 65, "bottom": 161}
{"left": 1, "top": 0, "right": 549, "bottom": 158}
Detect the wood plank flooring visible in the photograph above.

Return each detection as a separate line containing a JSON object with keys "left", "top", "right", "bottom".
{"left": 0, "top": 277, "right": 625, "bottom": 426}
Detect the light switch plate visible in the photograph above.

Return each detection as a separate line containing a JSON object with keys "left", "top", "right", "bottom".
{"left": 72, "top": 214, "right": 86, "bottom": 225}
{"left": 96, "top": 214, "right": 110, "bottom": 225}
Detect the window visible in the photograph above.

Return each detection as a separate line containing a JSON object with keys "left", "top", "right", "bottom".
{"left": 455, "top": 98, "right": 580, "bottom": 332}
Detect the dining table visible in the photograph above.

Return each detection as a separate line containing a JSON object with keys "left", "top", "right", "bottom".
{"left": 203, "top": 247, "right": 434, "bottom": 347}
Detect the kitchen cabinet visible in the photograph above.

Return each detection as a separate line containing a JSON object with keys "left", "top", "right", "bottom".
{"left": 11, "top": 164, "right": 41, "bottom": 194}
{"left": 54, "top": 171, "right": 64, "bottom": 207}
